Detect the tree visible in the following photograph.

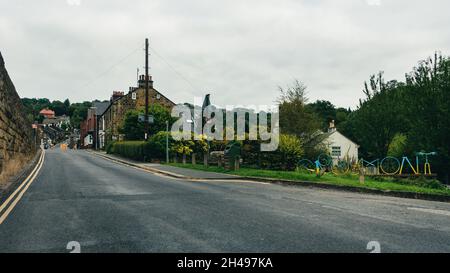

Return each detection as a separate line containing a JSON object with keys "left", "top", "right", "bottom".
{"left": 119, "top": 104, "right": 175, "bottom": 141}
{"left": 50, "top": 100, "right": 68, "bottom": 116}
{"left": 278, "top": 80, "right": 321, "bottom": 158}
{"left": 343, "top": 53, "right": 450, "bottom": 183}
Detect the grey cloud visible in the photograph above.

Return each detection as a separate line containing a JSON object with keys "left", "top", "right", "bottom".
{"left": 1, "top": 0, "right": 449, "bottom": 108}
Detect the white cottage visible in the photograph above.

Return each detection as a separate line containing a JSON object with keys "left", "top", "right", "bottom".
{"left": 323, "top": 120, "right": 359, "bottom": 165}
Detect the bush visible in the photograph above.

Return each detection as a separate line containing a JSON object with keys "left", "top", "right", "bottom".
{"left": 279, "top": 134, "right": 304, "bottom": 170}
{"left": 106, "top": 141, "right": 116, "bottom": 154}
{"left": 146, "top": 131, "right": 173, "bottom": 160}
{"left": 241, "top": 134, "right": 304, "bottom": 171}
{"left": 109, "top": 141, "right": 147, "bottom": 161}
{"left": 393, "top": 176, "right": 445, "bottom": 189}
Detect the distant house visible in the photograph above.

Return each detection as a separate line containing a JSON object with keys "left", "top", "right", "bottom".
{"left": 98, "top": 74, "right": 175, "bottom": 148}
{"left": 80, "top": 101, "right": 110, "bottom": 149}
{"left": 322, "top": 120, "right": 359, "bottom": 164}
{"left": 42, "top": 115, "right": 70, "bottom": 128}
{"left": 39, "top": 108, "right": 55, "bottom": 119}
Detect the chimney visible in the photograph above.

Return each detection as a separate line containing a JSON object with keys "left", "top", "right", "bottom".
{"left": 138, "top": 74, "right": 153, "bottom": 89}
{"left": 328, "top": 120, "right": 336, "bottom": 133}
{"left": 128, "top": 87, "right": 137, "bottom": 93}
{"left": 110, "top": 91, "right": 124, "bottom": 102}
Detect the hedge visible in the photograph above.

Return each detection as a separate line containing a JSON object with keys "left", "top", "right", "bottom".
{"left": 107, "top": 141, "right": 147, "bottom": 161}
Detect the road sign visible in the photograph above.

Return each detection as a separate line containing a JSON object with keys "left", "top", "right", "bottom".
{"left": 138, "top": 114, "right": 154, "bottom": 124}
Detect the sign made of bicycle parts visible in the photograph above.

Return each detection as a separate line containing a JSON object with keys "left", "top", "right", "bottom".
{"left": 298, "top": 152, "right": 437, "bottom": 176}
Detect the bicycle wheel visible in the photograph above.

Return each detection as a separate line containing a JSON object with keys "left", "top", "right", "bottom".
{"left": 332, "top": 160, "right": 351, "bottom": 174}
{"left": 318, "top": 154, "right": 333, "bottom": 168}
{"left": 380, "top": 156, "right": 400, "bottom": 175}
{"left": 297, "top": 159, "right": 315, "bottom": 173}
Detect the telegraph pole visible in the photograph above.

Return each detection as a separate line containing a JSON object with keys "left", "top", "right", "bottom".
{"left": 144, "top": 38, "right": 149, "bottom": 140}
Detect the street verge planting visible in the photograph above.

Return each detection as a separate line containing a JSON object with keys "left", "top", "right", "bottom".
{"left": 168, "top": 163, "right": 450, "bottom": 197}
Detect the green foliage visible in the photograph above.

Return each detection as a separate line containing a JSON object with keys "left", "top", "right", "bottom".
{"left": 192, "top": 134, "right": 208, "bottom": 154}
{"left": 306, "top": 100, "right": 351, "bottom": 131}
{"left": 387, "top": 133, "right": 408, "bottom": 158}
{"left": 119, "top": 110, "right": 145, "bottom": 141}
{"left": 106, "top": 141, "right": 116, "bottom": 154}
{"left": 241, "top": 134, "right": 304, "bottom": 171}
{"left": 279, "top": 134, "right": 304, "bottom": 170}
{"left": 171, "top": 135, "right": 195, "bottom": 156}
{"left": 119, "top": 104, "right": 175, "bottom": 141}
{"left": 392, "top": 176, "right": 445, "bottom": 190}
{"left": 277, "top": 80, "right": 326, "bottom": 160}
{"left": 278, "top": 80, "right": 321, "bottom": 138}
{"left": 69, "top": 101, "right": 92, "bottom": 129}
{"left": 21, "top": 98, "right": 90, "bottom": 129}
{"left": 108, "top": 141, "right": 147, "bottom": 161}
{"left": 342, "top": 53, "right": 450, "bottom": 183}
{"left": 146, "top": 131, "right": 173, "bottom": 160}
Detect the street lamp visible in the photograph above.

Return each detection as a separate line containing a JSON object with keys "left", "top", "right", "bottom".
{"left": 166, "top": 120, "right": 169, "bottom": 164}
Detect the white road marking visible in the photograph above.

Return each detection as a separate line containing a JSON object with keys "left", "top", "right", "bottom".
{"left": 0, "top": 150, "right": 44, "bottom": 215}
{"left": 408, "top": 207, "right": 450, "bottom": 217}
{"left": 0, "top": 150, "right": 46, "bottom": 225}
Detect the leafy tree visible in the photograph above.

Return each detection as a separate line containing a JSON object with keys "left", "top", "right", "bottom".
{"left": 343, "top": 53, "right": 450, "bottom": 183}
{"left": 306, "top": 100, "right": 336, "bottom": 130}
{"left": 278, "top": 80, "right": 321, "bottom": 158}
{"left": 119, "top": 104, "right": 175, "bottom": 141}
{"left": 387, "top": 133, "right": 408, "bottom": 158}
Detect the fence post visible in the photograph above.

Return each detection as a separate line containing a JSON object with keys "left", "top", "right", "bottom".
{"left": 359, "top": 167, "right": 366, "bottom": 184}
{"left": 204, "top": 152, "right": 209, "bottom": 168}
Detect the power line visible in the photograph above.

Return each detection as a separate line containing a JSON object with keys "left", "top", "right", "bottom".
{"left": 148, "top": 45, "right": 202, "bottom": 93}
{"left": 74, "top": 45, "right": 142, "bottom": 92}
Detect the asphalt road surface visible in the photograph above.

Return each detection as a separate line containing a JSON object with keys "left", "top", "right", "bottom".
{"left": 0, "top": 148, "right": 449, "bottom": 253}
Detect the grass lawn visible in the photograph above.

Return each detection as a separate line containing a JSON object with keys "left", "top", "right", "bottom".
{"left": 168, "top": 163, "right": 450, "bottom": 197}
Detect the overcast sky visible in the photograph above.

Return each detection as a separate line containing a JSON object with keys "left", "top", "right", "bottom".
{"left": 1, "top": 0, "right": 449, "bottom": 109}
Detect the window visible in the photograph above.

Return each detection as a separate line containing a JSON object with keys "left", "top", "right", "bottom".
{"left": 331, "top": 146, "right": 341, "bottom": 157}
{"left": 132, "top": 93, "right": 137, "bottom": 100}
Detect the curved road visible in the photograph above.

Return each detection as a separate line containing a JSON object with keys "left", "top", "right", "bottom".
{"left": 0, "top": 148, "right": 449, "bottom": 253}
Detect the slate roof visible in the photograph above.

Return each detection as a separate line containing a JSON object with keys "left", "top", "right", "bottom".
{"left": 92, "top": 101, "right": 110, "bottom": 116}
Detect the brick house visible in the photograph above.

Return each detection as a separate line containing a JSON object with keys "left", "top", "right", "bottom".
{"left": 98, "top": 75, "right": 175, "bottom": 149}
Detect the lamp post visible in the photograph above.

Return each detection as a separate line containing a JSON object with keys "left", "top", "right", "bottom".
{"left": 166, "top": 120, "right": 169, "bottom": 164}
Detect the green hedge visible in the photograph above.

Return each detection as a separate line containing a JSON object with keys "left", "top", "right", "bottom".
{"left": 107, "top": 141, "right": 147, "bottom": 161}
{"left": 106, "top": 135, "right": 174, "bottom": 162}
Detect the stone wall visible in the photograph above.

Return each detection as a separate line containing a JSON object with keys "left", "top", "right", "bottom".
{"left": 0, "top": 52, "right": 35, "bottom": 174}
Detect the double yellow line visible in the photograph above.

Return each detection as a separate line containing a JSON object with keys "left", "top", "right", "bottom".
{"left": 0, "top": 150, "right": 46, "bottom": 225}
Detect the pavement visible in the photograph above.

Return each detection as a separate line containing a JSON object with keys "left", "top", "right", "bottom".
{"left": 90, "top": 151, "right": 237, "bottom": 180}
{"left": 1, "top": 148, "right": 450, "bottom": 253}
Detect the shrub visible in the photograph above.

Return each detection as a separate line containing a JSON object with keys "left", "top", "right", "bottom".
{"left": 106, "top": 141, "right": 116, "bottom": 154}
{"left": 241, "top": 134, "right": 304, "bottom": 171}
{"left": 279, "top": 134, "right": 304, "bottom": 170}
{"left": 387, "top": 133, "right": 408, "bottom": 158}
{"left": 393, "top": 176, "right": 445, "bottom": 189}
{"left": 146, "top": 131, "right": 174, "bottom": 160}
{"left": 109, "top": 141, "right": 147, "bottom": 161}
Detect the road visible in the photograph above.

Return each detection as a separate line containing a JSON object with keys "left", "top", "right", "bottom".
{"left": 0, "top": 148, "right": 450, "bottom": 253}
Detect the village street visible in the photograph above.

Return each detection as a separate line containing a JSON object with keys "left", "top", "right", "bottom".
{"left": 0, "top": 148, "right": 450, "bottom": 253}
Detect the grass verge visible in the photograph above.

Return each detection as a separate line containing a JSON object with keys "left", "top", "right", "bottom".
{"left": 168, "top": 163, "right": 450, "bottom": 197}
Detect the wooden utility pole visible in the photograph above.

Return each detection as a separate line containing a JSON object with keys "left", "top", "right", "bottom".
{"left": 144, "top": 38, "right": 149, "bottom": 140}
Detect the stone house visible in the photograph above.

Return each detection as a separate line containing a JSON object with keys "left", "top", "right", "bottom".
{"left": 98, "top": 75, "right": 175, "bottom": 149}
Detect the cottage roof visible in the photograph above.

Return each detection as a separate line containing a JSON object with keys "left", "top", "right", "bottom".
{"left": 40, "top": 109, "right": 55, "bottom": 115}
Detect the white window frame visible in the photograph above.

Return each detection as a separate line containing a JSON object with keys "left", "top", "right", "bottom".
{"left": 331, "top": 146, "right": 341, "bottom": 157}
